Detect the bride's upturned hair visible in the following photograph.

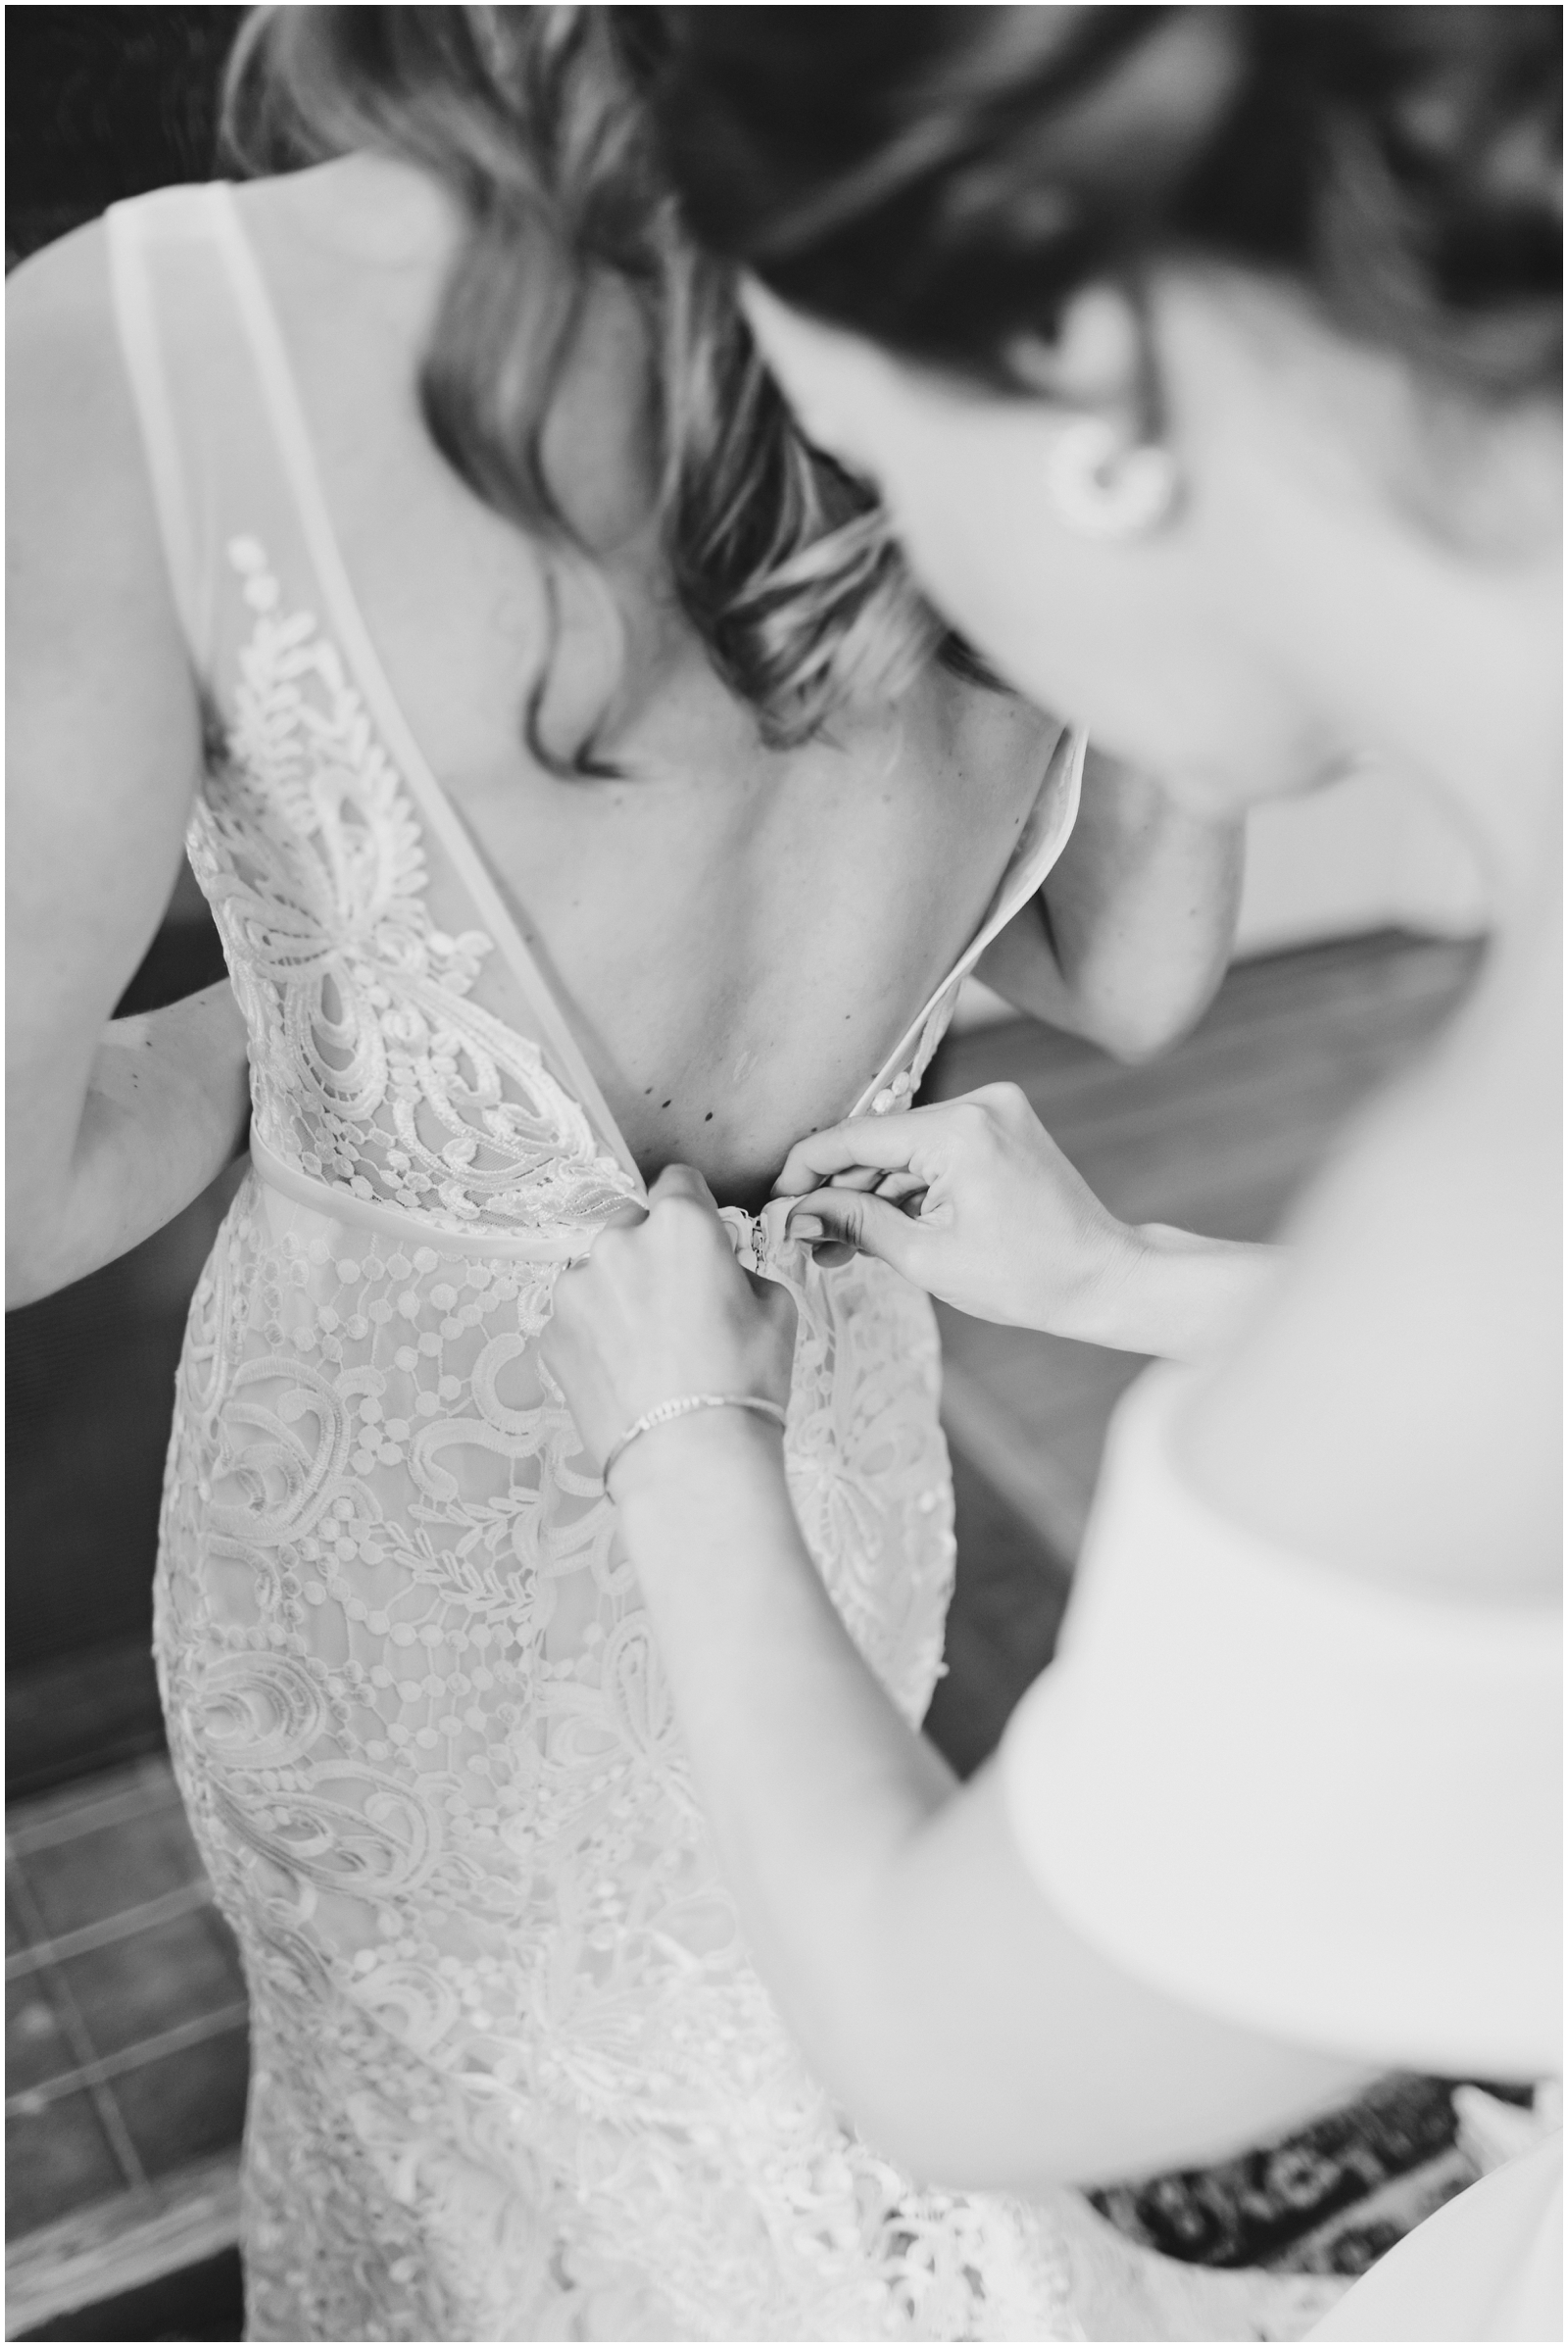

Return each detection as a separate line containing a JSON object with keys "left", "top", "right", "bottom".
{"left": 222, "top": 4, "right": 983, "bottom": 773}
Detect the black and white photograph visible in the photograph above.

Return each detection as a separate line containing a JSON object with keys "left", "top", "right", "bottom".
{"left": 6, "top": 8, "right": 1561, "bottom": 2341}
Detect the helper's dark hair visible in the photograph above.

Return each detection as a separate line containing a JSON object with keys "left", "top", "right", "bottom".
{"left": 658, "top": 6, "right": 1561, "bottom": 404}
{"left": 222, "top": 6, "right": 987, "bottom": 776}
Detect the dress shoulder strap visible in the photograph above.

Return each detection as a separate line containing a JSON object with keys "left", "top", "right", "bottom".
{"left": 106, "top": 182, "right": 346, "bottom": 705}
{"left": 850, "top": 723, "right": 1086, "bottom": 1117}
{"left": 107, "top": 185, "right": 223, "bottom": 661}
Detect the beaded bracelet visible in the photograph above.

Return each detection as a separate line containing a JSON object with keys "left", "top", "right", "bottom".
{"left": 602, "top": 1393, "right": 789, "bottom": 1491}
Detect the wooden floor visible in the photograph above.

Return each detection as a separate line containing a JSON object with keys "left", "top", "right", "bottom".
{"left": 6, "top": 1761, "right": 248, "bottom": 2337}
{"left": 923, "top": 927, "right": 1482, "bottom": 1777}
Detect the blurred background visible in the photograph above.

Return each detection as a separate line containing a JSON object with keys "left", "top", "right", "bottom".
{"left": 6, "top": 8, "right": 1502, "bottom": 2340}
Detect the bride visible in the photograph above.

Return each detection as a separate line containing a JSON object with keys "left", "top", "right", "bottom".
{"left": 8, "top": 9, "right": 1325, "bottom": 2338}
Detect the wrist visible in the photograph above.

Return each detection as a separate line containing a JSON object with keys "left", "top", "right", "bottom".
{"left": 609, "top": 1400, "right": 789, "bottom": 1516}
{"left": 1024, "top": 1211, "right": 1149, "bottom": 1348}
{"left": 1113, "top": 1225, "right": 1280, "bottom": 1360}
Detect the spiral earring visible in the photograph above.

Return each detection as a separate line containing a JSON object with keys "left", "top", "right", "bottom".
{"left": 1046, "top": 416, "right": 1181, "bottom": 541}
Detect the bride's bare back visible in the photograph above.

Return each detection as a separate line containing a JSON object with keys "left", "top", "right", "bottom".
{"left": 234, "top": 156, "right": 1057, "bottom": 1197}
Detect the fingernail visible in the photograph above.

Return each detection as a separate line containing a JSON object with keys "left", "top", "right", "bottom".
{"left": 788, "top": 1213, "right": 824, "bottom": 1242}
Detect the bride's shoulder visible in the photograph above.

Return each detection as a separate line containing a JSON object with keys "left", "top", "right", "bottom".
{"left": 8, "top": 217, "right": 158, "bottom": 573}
{"left": 903, "top": 660, "right": 1063, "bottom": 791}
{"left": 226, "top": 155, "right": 465, "bottom": 349}
{"left": 229, "top": 151, "right": 464, "bottom": 273}
{"left": 8, "top": 207, "right": 116, "bottom": 343}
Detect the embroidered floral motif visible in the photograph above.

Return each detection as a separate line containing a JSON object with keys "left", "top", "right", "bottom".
{"left": 188, "top": 539, "right": 640, "bottom": 1240}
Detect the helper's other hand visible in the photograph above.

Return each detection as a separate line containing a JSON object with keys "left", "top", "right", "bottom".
{"left": 772, "top": 1084, "right": 1142, "bottom": 1339}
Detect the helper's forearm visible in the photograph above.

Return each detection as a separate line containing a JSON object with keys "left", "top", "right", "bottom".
{"left": 8, "top": 982, "right": 251, "bottom": 1305}
{"left": 1084, "top": 1225, "right": 1282, "bottom": 1361}
{"left": 611, "top": 1405, "right": 1372, "bottom": 2185}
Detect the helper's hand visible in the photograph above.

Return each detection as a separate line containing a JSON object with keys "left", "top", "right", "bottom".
{"left": 543, "top": 1165, "right": 798, "bottom": 1477}
{"left": 772, "top": 1084, "right": 1139, "bottom": 1338}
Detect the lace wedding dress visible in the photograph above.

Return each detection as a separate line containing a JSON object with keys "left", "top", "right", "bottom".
{"left": 111, "top": 184, "right": 1340, "bottom": 2344}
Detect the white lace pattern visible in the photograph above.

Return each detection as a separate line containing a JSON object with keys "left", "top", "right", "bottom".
{"left": 189, "top": 538, "right": 640, "bottom": 1244}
